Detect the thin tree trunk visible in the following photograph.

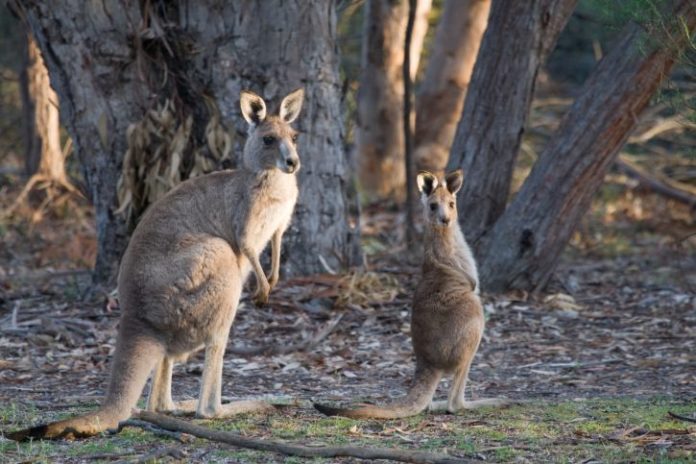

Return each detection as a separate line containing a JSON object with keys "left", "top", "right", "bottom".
{"left": 357, "top": 0, "right": 432, "bottom": 201}
{"left": 415, "top": 0, "right": 491, "bottom": 173}
{"left": 19, "top": 32, "right": 65, "bottom": 183}
{"left": 478, "top": 1, "right": 696, "bottom": 292}
{"left": 404, "top": 0, "right": 417, "bottom": 243}
{"left": 447, "top": 0, "right": 578, "bottom": 245}
{"left": 15, "top": 0, "right": 361, "bottom": 284}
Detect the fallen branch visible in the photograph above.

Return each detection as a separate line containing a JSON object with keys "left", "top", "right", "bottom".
{"left": 64, "top": 451, "right": 138, "bottom": 461}
{"left": 668, "top": 411, "right": 696, "bottom": 424}
{"left": 113, "top": 418, "right": 189, "bottom": 442}
{"left": 616, "top": 156, "right": 696, "bottom": 208}
{"left": 134, "top": 411, "right": 468, "bottom": 464}
{"left": 227, "top": 314, "right": 343, "bottom": 356}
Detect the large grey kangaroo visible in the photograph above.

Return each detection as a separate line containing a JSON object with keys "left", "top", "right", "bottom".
{"left": 8, "top": 88, "right": 305, "bottom": 440}
{"left": 314, "top": 170, "right": 506, "bottom": 419}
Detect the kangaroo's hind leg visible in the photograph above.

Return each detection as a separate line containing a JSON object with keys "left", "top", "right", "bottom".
{"left": 196, "top": 335, "right": 227, "bottom": 418}
{"left": 147, "top": 355, "right": 206, "bottom": 415}
{"left": 448, "top": 357, "right": 510, "bottom": 411}
{"left": 447, "top": 358, "right": 474, "bottom": 412}
{"left": 195, "top": 333, "right": 276, "bottom": 418}
{"left": 194, "top": 276, "right": 275, "bottom": 418}
{"left": 147, "top": 356, "right": 175, "bottom": 412}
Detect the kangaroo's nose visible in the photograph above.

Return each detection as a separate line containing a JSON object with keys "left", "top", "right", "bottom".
{"left": 286, "top": 158, "right": 297, "bottom": 168}
{"left": 441, "top": 217, "right": 450, "bottom": 225}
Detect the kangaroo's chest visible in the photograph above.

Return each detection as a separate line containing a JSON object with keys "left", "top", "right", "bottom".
{"left": 247, "top": 180, "right": 298, "bottom": 252}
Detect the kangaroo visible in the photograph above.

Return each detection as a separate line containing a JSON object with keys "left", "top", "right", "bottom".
{"left": 314, "top": 170, "right": 506, "bottom": 419}
{"left": 7, "top": 89, "right": 305, "bottom": 440}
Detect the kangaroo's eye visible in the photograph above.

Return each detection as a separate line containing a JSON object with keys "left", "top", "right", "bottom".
{"left": 449, "top": 201, "right": 455, "bottom": 208}
{"left": 291, "top": 133, "right": 299, "bottom": 143}
{"left": 429, "top": 203, "right": 438, "bottom": 211}
{"left": 263, "top": 136, "right": 276, "bottom": 146}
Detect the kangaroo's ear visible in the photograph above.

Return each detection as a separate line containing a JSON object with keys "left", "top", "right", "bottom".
{"left": 240, "top": 90, "right": 267, "bottom": 126}
{"left": 417, "top": 171, "right": 438, "bottom": 196}
{"left": 279, "top": 88, "right": 305, "bottom": 123}
{"left": 445, "top": 169, "right": 464, "bottom": 195}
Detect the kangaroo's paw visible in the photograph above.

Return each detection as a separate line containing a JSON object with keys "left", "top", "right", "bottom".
{"left": 428, "top": 400, "right": 450, "bottom": 413}
{"left": 146, "top": 398, "right": 176, "bottom": 414}
{"left": 461, "top": 397, "right": 513, "bottom": 410}
{"left": 429, "top": 397, "right": 513, "bottom": 414}
{"left": 253, "top": 287, "right": 270, "bottom": 307}
{"left": 196, "top": 400, "right": 278, "bottom": 419}
{"left": 169, "top": 399, "right": 199, "bottom": 417}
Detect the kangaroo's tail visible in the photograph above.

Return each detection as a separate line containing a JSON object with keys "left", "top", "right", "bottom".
{"left": 314, "top": 365, "right": 441, "bottom": 419}
{"left": 6, "top": 322, "right": 163, "bottom": 441}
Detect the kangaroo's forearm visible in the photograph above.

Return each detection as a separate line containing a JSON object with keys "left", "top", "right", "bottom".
{"left": 243, "top": 247, "right": 268, "bottom": 288}
{"left": 269, "top": 230, "right": 283, "bottom": 287}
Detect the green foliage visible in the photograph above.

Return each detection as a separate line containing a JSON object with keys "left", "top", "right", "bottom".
{"left": 583, "top": 0, "right": 667, "bottom": 29}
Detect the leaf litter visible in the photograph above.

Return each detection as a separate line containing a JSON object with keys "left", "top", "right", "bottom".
{"left": 0, "top": 183, "right": 695, "bottom": 462}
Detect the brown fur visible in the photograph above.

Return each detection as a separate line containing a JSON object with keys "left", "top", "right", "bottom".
{"left": 7, "top": 89, "right": 305, "bottom": 440}
{"left": 314, "top": 170, "right": 506, "bottom": 419}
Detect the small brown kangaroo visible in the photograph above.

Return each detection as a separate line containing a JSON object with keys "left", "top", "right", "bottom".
{"left": 8, "top": 88, "right": 305, "bottom": 440}
{"left": 314, "top": 170, "right": 506, "bottom": 419}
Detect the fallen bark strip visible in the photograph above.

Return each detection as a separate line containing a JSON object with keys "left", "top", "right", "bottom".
{"left": 134, "top": 411, "right": 468, "bottom": 464}
{"left": 227, "top": 314, "right": 343, "bottom": 356}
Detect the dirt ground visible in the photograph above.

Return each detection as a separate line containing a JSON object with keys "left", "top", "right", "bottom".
{"left": 0, "top": 182, "right": 694, "bottom": 462}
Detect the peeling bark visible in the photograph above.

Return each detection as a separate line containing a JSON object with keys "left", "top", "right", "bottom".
{"left": 20, "top": 32, "right": 65, "bottom": 183}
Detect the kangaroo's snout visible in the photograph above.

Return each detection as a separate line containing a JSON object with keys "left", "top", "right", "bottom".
{"left": 285, "top": 156, "right": 300, "bottom": 173}
{"left": 278, "top": 140, "right": 301, "bottom": 174}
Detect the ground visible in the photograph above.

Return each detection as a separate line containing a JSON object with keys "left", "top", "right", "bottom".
{"left": 0, "top": 175, "right": 694, "bottom": 463}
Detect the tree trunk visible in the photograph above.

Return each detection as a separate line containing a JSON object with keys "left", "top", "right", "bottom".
{"left": 207, "top": 1, "right": 362, "bottom": 276}
{"left": 15, "top": 0, "right": 360, "bottom": 284}
{"left": 19, "top": 32, "right": 66, "bottom": 183}
{"left": 447, "top": 0, "right": 577, "bottom": 245}
{"left": 14, "top": 1, "right": 137, "bottom": 284}
{"left": 414, "top": 0, "right": 491, "bottom": 173}
{"left": 478, "top": 1, "right": 696, "bottom": 292}
{"left": 357, "top": 0, "right": 432, "bottom": 201}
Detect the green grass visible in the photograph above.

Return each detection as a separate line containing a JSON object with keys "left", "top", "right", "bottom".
{"left": 1, "top": 397, "right": 694, "bottom": 463}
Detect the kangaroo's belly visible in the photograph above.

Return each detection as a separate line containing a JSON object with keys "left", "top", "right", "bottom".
{"left": 411, "top": 283, "right": 484, "bottom": 371}
{"left": 119, "top": 234, "right": 246, "bottom": 354}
